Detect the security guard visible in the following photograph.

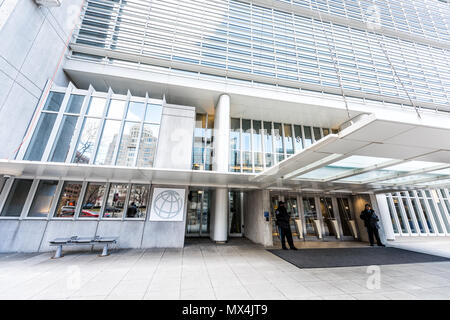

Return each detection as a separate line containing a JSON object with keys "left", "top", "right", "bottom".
{"left": 360, "top": 204, "right": 385, "bottom": 247}
{"left": 275, "top": 201, "right": 297, "bottom": 250}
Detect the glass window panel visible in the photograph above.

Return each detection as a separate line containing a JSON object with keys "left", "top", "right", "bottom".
{"left": 304, "top": 126, "right": 313, "bottom": 147}
{"left": 323, "top": 128, "right": 330, "bottom": 136}
{"left": 230, "top": 118, "right": 241, "bottom": 150}
{"left": 263, "top": 121, "right": 273, "bottom": 153}
{"left": 136, "top": 124, "right": 159, "bottom": 167}
{"left": 43, "top": 92, "right": 64, "bottom": 112}
{"left": 28, "top": 180, "right": 58, "bottom": 218}
{"left": 127, "top": 184, "right": 149, "bottom": 218}
{"left": 54, "top": 182, "right": 82, "bottom": 218}
{"left": 276, "top": 153, "right": 285, "bottom": 162}
{"left": 86, "top": 97, "right": 106, "bottom": 117}
{"left": 435, "top": 198, "right": 450, "bottom": 233}
{"left": 284, "top": 124, "right": 294, "bottom": 154}
{"left": 230, "top": 150, "right": 241, "bottom": 172}
{"left": 252, "top": 120, "right": 262, "bottom": 152}
{"left": 265, "top": 153, "right": 273, "bottom": 168}
{"left": 294, "top": 125, "right": 303, "bottom": 152}
{"left": 401, "top": 197, "right": 417, "bottom": 233}
{"left": 49, "top": 115, "right": 78, "bottom": 162}
{"left": 126, "top": 101, "right": 146, "bottom": 121}
{"left": 107, "top": 99, "right": 126, "bottom": 119}
{"left": 80, "top": 182, "right": 106, "bottom": 218}
{"left": 94, "top": 120, "right": 121, "bottom": 165}
{"left": 254, "top": 152, "right": 263, "bottom": 172}
{"left": 193, "top": 114, "right": 206, "bottom": 170}
{"left": 426, "top": 198, "right": 444, "bottom": 233}
{"left": 386, "top": 197, "right": 399, "bottom": 233}
{"left": 103, "top": 183, "right": 128, "bottom": 218}
{"left": 0, "top": 179, "right": 33, "bottom": 217}
{"left": 145, "top": 104, "right": 163, "bottom": 124}
{"left": 419, "top": 198, "right": 438, "bottom": 233}
{"left": 242, "top": 151, "right": 252, "bottom": 172}
{"left": 409, "top": 197, "right": 426, "bottom": 233}
{"left": 313, "top": 127, "right": 322, "bottom": 141}
{"left": 24, "top": 113, "right": 57, "bottom": 161}
{"left": 242, "top": 119, "right": 251, "bottom": 152}
{"left": 65, "top": 95, "right": 85, "bottom": 114}
{"left": 72, "top": 117, "right": 101, "bottom": 164}
{"left": 116, "top": 122, "right": 140, "bottom": 166}
{"left": 273, "top": 123, "right": 284, "bottom": 153}
{"left": 392, "top": 197, "right": 407, "bottom": 233}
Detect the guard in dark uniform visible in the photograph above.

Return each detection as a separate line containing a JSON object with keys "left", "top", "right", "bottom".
{"left": 275, "top": 201, "right": 297, "bottom": 250}
{"left": 360, "top": 204, "right": 385, "bottom": 247}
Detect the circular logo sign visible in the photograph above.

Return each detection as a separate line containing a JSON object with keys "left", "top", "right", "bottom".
{"left": 153, "top": 190, "right": 183, "bottom": 219}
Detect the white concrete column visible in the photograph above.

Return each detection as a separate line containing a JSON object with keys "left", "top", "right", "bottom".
{"left": 212, "top": 94, "right": 230, "bottom": 172}
{"left": 211, "top": 188, "right": 229, "bottom": 242}
{"left": 211, "top": 94, "right": 230, "bottom": 242}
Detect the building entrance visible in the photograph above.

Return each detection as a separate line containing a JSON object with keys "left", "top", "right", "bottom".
{"left": 186, "top": 189, "right": 245, "bottom": 238}
{"left": 186, "top": 189, "right": 211, "bottom": 237}
{"left": 270, "top": 192, "right": 359, "bottom": 241}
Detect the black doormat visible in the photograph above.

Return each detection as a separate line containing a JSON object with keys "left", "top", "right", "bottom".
{"left": 268, "top": 247, "right": 450, "bottom": 269}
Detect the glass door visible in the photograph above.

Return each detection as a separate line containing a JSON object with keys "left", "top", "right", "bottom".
{"left": 319, "top": 197, "right": 339, "bottom": 239}
{"left": 336, "top": 197, "right": 357, "bottom": 239}
{"left": 271, "top": 194, "right": 282, "bottom": 238}
{"left": 285, "top": 195, "right": 300, "bottom": 237}
{"left": 186, "top": 189, "right": 210, "bottom": 237}
{"left": 229, "top": 191, "right": 244, "bottom": 236}
{"left": 302, "top": 196, "right": 321, "bottom": 239}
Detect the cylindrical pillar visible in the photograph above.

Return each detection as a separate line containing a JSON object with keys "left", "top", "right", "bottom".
{"left": 212, "top": 94, "right": 230, "bottom": 172}
{"left": 212, "top": 188, "right": 229, "bottom": 242}
{"left": 211, "top": 94, "right": 230, "bottom": 243}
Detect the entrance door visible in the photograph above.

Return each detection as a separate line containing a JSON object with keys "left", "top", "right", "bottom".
{"left": 302, "top": 196, "right": 321, "bottom": 239}
{"left": 229, "top": 191, "right": 244, "bottom": 236}
{"left": 319, "top": 197, "right": 340, "bottom": 239}
{"left": 186, "top": 189, "right": 210, "bottom": 237}
{"left": 270, "top": 193, "right": 301, "bottom": 239}
{"left": 335, "top": 197, "right": 358, "bottom": 239}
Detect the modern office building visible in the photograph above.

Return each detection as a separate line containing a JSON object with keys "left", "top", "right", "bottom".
{"left": 0, "top": 0, "right": 449, "bottom": 252}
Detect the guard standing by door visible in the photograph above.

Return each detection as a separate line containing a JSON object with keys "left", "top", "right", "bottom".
{"left": 276, "top": 201, "right": 297, "bottom": 250}
{"left": 360, "top": 204, "right": 385, "bottom": 247}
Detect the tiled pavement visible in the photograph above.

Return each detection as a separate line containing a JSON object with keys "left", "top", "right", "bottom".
{"left": 0, "top": 238, "right": 449, "bottom": 300}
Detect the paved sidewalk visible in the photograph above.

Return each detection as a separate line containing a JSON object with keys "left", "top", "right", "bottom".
{"left": 0, "top": 238, "right": 449, "bottom": 300}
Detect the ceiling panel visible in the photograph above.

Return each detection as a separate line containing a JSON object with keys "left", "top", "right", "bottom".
{"left": 341, "top": 120, "right": 415, "bottom": 143}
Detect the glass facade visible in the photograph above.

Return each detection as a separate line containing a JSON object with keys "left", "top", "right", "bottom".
{"left": 192, "top": 114, "right": 214, "bottom": 170}
{"left": 21, "top": 88, "right": 163, "bottom": 168}
{"left": 229, "top": 118, "right": 331, "bottom": 172}
{"left": 0, "top": 178, "right": 152, "bottom": 220}
{"left": 72, "top": 0, "right": 450, "bottom": 111}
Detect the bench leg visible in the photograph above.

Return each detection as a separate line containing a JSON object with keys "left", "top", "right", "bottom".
{"left": 53, "top": 245, "right": 63, "bottom": 259}
{"left": 101, "top": 243, "right": 109, "bottom": 257}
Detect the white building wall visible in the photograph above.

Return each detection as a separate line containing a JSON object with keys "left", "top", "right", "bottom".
{"left": 244, "top": 190, "right": 273, "bottom": 247}
{"left": 0, "top": 0, "right": 83, "bottom": 160}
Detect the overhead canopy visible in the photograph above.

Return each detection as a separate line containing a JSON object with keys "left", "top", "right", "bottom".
{"left": 1, "top": 114, "right": 449, "bottom": 193}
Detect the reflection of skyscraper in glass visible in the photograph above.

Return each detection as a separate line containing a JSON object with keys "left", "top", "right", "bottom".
{"left": 104, "top": 134, "right": 118, "bottom": 166}
{"left": 116, "top": 123, "right": 158, "bottom": 167}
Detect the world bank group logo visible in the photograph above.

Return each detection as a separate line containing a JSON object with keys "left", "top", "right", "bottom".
{"left": 150, "top": 188, "right": 185, "bottom": 221}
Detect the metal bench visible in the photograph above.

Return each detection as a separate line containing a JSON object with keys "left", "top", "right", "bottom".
{"left": 49, "top": 236, "right": 118, "bottom": 258}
